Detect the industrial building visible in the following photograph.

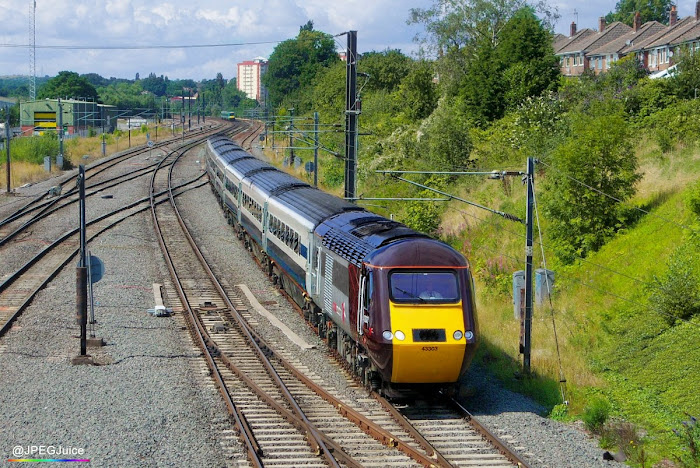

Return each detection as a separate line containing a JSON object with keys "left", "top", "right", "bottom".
{"left": 19, "top": 99, "right": 117, "bottom": 136}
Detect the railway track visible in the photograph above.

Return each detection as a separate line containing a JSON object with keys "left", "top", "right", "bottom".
{"left": 156, "top": 130, "right": 533, "bottom": 467}
{"left": 152, "top": 139, "right": 468, "bottom": 467}
{"left": 0, "top": 121, "right": 239, "bottom": 337}
{"left": 0, "top": 121, "right": 229, "bottom": 246}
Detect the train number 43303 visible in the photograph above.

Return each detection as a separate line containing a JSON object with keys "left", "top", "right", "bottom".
{"left": 421, "top": 346, "right": 438, "bottom": 351}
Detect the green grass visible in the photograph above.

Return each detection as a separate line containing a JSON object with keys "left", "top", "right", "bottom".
{"left": 434, "top": 139, "right": 700, "bottom": 466}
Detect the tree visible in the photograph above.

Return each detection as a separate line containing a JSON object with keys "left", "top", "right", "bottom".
{"left": 38, "top": 71, "right": 99, "bottom": 101}
{"left": 496, "top": 8, "right": 560, "bottom": 110}
{"left": 262, "top": 26, "right": 339, "bottom": 108}
{"left": 393, "top": 60, "right": 438, "bottom": 122}
{"left": 359, "top": 50, "right": 412, "bottom": 92}
{"left": 408, "top": 0, "right": 558, "bottom": 54}
{"left": 141, "top": 73, "right": 167, "bottom": 96}
{"left": 457, "top": 7, "right": 559, "bottom": 125}
{"left": 541, "top": 104, "right": 642, "bottom": 263}
{"left": 605, "top": 0, "right": 673, "bottom": 26}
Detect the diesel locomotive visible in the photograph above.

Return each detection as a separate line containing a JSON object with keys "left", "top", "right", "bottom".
{"left": 205, "top": 135, "right": 478, "bottom": 394}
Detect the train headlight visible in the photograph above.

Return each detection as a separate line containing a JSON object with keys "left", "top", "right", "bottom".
{"left": 394, "top": 330, "right": 406, "bottom": 341}
{"left": 453, "top": 330, "right": 463, "bottom": 340}
{"left": 382, "top": 330, "right": 393, "bottom": 341}
{"left": 464, "top": 331, "right": 474, "bottom": 341}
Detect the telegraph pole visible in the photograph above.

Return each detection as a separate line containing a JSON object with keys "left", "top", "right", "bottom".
{"left": 344, "top": 30, "right": 358, "bottom": 200}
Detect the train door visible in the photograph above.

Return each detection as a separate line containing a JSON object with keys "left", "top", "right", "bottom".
{"left": 356, "top": 270, "right": 371, "bottom": 336}
{"left": 308, "top": 243, "right": 320, "bottom": 296}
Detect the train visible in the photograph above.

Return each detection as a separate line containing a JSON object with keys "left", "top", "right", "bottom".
{"left": 205, "top": 135, "right": 478, "bottom": 395}
{"left": 220, "top": 111, "right": 236, "bottom": 121}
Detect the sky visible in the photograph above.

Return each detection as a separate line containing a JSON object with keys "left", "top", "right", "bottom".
{"left": 0, "top": 0, "right": 698, "bottom": 82}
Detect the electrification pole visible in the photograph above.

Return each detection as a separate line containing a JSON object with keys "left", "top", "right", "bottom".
{"left": 5, "top": 105, "right": 10, "bottom": 193}
{"left": 289, "top": 108, "right": 295, "bottom": 164}
{"left": 57, "top": 98, "right": 64, "bottom": 164}
{"left": 313, "top": 111, "right": 319, "bottom": 187}
{"left": 523, "top": 157, "right": 535, "bottom": 375}
{"left": 344, "top": 30, "right": 358, "bottom": 200}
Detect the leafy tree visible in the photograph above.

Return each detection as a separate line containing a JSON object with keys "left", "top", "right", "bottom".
{"left": 497, "top": 8, "right": 560, "bottom": 110}
{"left": 38, "top": 71, "right": 99, "bottom": 101}
{"left": 408, "top": 0, "right": 558, "bottom": 54}
{"left": 422, "top": 98, "right": 474, "bottom": 170}
{"left": 541, "top": 104, "right": 642, "bottom": 263}
{"left": 458, "top": 7, "right": 559, "bottom": 125}
{"left": 669, "top": 47, "right": 700, "bottom": 100}
{"left": 393, "top": 60, "right": 438, "bottom": 122}
{"left": 262, "top": 26, "right": 340, "bottom": 109}
{"left": 605, "top": 0, "right": 673, "bottom": 26}
{"left": 359, "top": 50, "right": 412, "bottom": 92}
{"left": 141, "top": 73, "right": 167, "bottom": 96}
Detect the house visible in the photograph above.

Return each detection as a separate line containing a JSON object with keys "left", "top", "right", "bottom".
{"left": 554, "top": 2, "right": 700, "bottom": 76}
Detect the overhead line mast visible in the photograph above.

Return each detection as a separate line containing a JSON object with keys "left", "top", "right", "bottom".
{"left": 29, "top": 0, "right": 36, "bottom": 101}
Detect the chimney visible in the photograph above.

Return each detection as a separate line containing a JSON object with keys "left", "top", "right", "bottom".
{"left": 696, "top": 1, "right": 700, "bottom": 20}
{"left": 599, "top": 17, "right": 606, "bottom": 32}
{"left": 570, "top": 21, "right": 577, "bottom": 36}
{"left": 634, "top": 11, "right": 642, "bottom": 31}
{"left": 670, "top": 5, "right": 677, "bottom": 26}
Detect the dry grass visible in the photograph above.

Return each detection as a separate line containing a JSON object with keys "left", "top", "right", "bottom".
{"left": 1, "top": 126, "right": 165, "bottom": 190}
{"left": 0, "top": 160, "right": 62, "bottom": 189}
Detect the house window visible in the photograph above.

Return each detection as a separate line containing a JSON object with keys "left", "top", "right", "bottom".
{"left": 597, "top": 57, "right": 602, "bottom": 70}
{"left": 566, "top": 56, "right": 570, "bottom": 67}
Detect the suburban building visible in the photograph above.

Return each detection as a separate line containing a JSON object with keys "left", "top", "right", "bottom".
{"left": 555, "top": 2, "right": 700, "bottom": 76}
{"left": 237, "top": 57, "right": 268, "bottom": 104}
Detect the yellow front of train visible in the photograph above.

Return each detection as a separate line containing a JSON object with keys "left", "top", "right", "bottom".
{"left": 385, "top": 269, "right": 476, "bottom": 383}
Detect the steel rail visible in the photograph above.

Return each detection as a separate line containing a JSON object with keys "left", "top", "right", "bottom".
{"left": 450, "top": 397, "right": 533, "bottom": 468}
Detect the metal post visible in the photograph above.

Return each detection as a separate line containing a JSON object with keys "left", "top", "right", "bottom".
{"left": 58, "top": 98, "right": 64, "bottom": 164}
{"left": 523, "top": 157, "right": 535, "bottom": 374}
{"left": 5, "top": 105, "right": 10, "bottom": 193}
{"left": 188, "top": 88, "right": 191, "bottom": 131}
{"left": 344, "top": 30, "right": 358, "bottom": 200}
{"left": 128, "top": 117, "right": 131, "bottom": 148}
{"left": 313, "top": 111, "right": 319, "bottom": 187}
{"left": 78, "top": 165, "right": 87, "bottom": 356}
{"left": 289, "top": 108, "right": 295, "bottom": 164}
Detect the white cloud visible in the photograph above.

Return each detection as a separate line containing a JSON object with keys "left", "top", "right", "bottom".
{"left": 1, "top": 0, "right": 434, "bottom": 80}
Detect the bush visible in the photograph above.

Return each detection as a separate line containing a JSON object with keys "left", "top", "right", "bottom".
{"left": 649, "top": 245, "right": 700, "bottom": 326}
{"left": 550, "top": 403, "right": 569, "bottom": 421}
{"left": 10, "top": 133, "right": 60, "bottom": 165}
{"left": 673, "top": 415, "right": 700, "bottom": 468}
{"left": 582, "top": 396, "right": 611, "bottom": 433}
{"left": 688, "top": 180, "right": 700, "bottom": 218}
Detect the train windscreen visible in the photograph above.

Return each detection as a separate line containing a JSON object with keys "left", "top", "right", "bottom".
{"left": 389, "top": 271, "right": 459, "bottom": 303}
